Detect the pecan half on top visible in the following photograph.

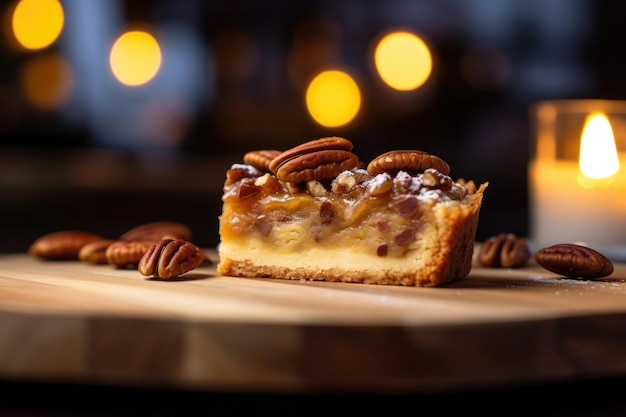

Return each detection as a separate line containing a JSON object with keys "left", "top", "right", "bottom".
{"left": 269, "top": 136, "right": 359, "bottom": 183}
{"left": 478, "top": 233, "right": 530, "bottom": 268}
{"left": 138, "top": 239, "right": 205, "bottom": 279}
{"left": 367, "top": 150, "right": 451, "bottom": 176}
{"left": 243, "top": 150, "right": 282, "bottom": 172}
{"left": 535, "top": 243, "right": 614, "bottom": 279}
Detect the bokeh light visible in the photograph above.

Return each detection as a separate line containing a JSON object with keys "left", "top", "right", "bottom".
{"left": 12, "top": 0, "right": 64, "bottom": 50}
{"left": 305, "top": 70, "right": 361, "bottom": 127}
{"left": 374, "top": 31, "right": 432, "bottom": 91}
{"left": 110, "top": 30, "right": 162, "bottom": 86}
{"left": 19, "top": 54, "right": 73, "bottom": 109}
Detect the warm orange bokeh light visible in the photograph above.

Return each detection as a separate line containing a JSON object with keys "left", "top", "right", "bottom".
{"left": 305, "top": 70, "right": 361, "bottom": 127}
{"left": 19, "top": 54, "right": 73, "bottom": 109}
{"left": 374, "top": 31, "right": 432, "bottom": 91}
{"left": 12, "top": 0, "right": 64, "bottom": 50}
{"left": 110, "top": 30, "right": 162, "bottom": 86}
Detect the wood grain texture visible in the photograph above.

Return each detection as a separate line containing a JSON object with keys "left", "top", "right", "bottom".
{"left": 0, "top": 251, "right": 626, "bottom": 393}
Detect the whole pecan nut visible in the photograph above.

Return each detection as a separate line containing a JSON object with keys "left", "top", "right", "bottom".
{"left": 138, "top": 239, "right": 205, "bottom": 278}
{"left": 78, "top": 239, "right": 117, "bottom": 264}
{"left": 269, "top": 137, "right": 358, "bottom": 183}
{"left": 105, "top": 240, "right": 154, "bottom": 267}
{"left": 535, "top": 243, "right": 614, "bottom": 279}
{"left": 274, "top": 150, "right": 358, "bottom": 183}
{"left": 243, "top": 150, "right": 282, "bottom": 172}
{"left": 119, "top": 221, "right": 192, "bottom": 243}
{"left": 367, "top": 150, "right": 450, "bottom": 176}
{"left": 28, "top": 231, "right": 104, "bottom": 260}
{"left": 269, "top": 136, "right": 353, "bottom": 171}
{"left": 478, "top": 233, "right": 530, "bottom": 268}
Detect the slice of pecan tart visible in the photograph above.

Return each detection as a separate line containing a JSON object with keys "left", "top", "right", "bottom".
{"left": 217, "top": 136, "right": 488, "bottom": 287}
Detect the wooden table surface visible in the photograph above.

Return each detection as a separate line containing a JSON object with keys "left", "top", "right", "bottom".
{"left": 1, "top": 250, "right": 626, "bottom": 395}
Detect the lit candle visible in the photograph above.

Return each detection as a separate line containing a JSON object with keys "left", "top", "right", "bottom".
{"left": 530, "top": 100, "right": 626, "bottom": 248}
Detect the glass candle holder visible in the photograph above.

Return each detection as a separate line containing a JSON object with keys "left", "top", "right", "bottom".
{"left": 529, "top": 99, "right": 626, "bottom": 248}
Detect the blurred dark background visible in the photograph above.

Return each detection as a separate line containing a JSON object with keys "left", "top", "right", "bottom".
{"left": 1, "top": 0, "right": 625, "bottom": 253}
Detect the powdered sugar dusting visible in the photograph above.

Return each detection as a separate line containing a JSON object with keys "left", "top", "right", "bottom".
{"left": 367, "top": 172, "right": 392, "bottom": 192}
{"left": 527, "top": 275, "right": 626, "bottom": 296}
{"left": 231, "top": 163, "right": 261, "bottom": 176}
{"left": 419, "top": 188, "right": 445, "bottom": 201}
{"left": 528, "top": 276, "right": 625, "bottom": 285}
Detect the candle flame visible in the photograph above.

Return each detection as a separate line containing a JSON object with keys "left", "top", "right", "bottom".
{"left": 579, "top": 112, "right": 620, "bottom": 179}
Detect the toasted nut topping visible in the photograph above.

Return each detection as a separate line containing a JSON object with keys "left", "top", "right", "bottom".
{"left": 447, "top": 183, "right": 468, "bottom": 200}
{"left": 392, "top": 171, "right": 416, "bottom": 194}
{"left": 274, "top": 149, "right": 358, "bottom": 183}
{"left": 254, "top": 173, "right": 283, "bottom": 193}
{"left": 105, "top": 240, "right": 154, "bottom": 267}
{"left": 306, "top": 180, "right": 327, "bottom": 197}
{"left": 284, "top": 181, "right": 304, "bottom": 194}
{"left": 330, "top": 169, "right": 373, "bottom": 194}
{"left": 225, "top": 164, "right": 262, "bottom": 185}
{"left": 78, "top": 239, "right": 117, "bottom": 264}
{"left": 367, "top": 150, "right": 450, "bottom": 176}
{"left": 237, "top": 178, "right": 261, "bottom": 199}
{"left": 366, "top": 173, "right": 393, "bottom": 197}
{"left": 243, "top": 150, "right": 282, "bottom": 172}
{"left": 331, "top": 171, "right": 357, "bottom": 194}
{"left": 138, "top": 239, "right": 205, "bottom": 279}
{"left": 269, "top": 137, "right": 358, "bottom": 183}
{"left": 421, "top": 169, "right": 453, "bottom": 191}
{"left": 269, "top": 136, "right": 353, "bottom": 173}
{"left": 478, "top": 233, "right": 530, "bottom": 268}
{"left": 29, "top": 231, "right": 104, "bottom": 260}
{"left": 535, "top": 243, "right": 613, "bottom": 279}
{"left": 120, "top": 221, "right": 192, "bottom": 243}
